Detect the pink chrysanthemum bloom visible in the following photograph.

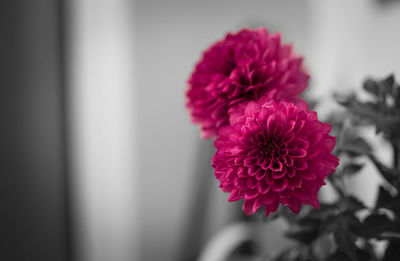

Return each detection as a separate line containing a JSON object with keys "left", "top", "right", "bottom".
{"left": 186, "top": 28, "right": 310, "bottom": 138}
{"left": 211, "top": 99, "right": 339, "bottom": 217}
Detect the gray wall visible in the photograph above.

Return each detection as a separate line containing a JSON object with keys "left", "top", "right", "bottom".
{"left": 0, "top": 1, "right": 70, "bottom": 260}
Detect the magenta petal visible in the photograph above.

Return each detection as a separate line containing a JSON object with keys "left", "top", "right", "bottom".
{"left": 248, "top": 166, "right": 263, "bottom": 176}
{"left": 311, "top": 197, "right": 320, "bottom": 209}
{"left": 270, "top": 160, "right": 283, "bottom": 172}
{"left": 237, "top": 167, "right": 247, "bottom": 177}
{"left": 230, "top": 146, "right": 245, "bottom": 155}
{"left": 290, "top": 148, "right": 308, "bottom": 158}
{"left": 244, "top": 157, "right": 258, "bottom": 167}
{"left": 288, "top": 175, "right": 302, "bottom": 188}
{"left": 246, "top": 177, "right": 257, "bottom": 189}
{"left": 293, "top": 190, "right": 312, "bottom": 201}
{"left": 264, "top": 171, "right": 274, "bottom": 184}
{"left": 294, "top": 159, "right": 308, "bottom": 170}
{"left": 260, "top": 159, "right": 270, "bottom": 170}
{"left": 259, "top": 107, "right": 271, "bottom": 122}
{"left": 253, "top": 196, "right": 265, "bottom": 212}
{"left": 235, "top": 178, "right": 248, "bottom": 190}
{"left": 211, "top": 99, "right": 338, "bottom": 218}
{"left": 264, "top": 200, "right": 280, "bottom": 218}
{"left": 301, "top": 170, "right": 317, "bottom": 181}
{"left": 255, "top": 169, "right": 266, "bottom": 180}
{"left": 242, "top": 199, "right": 256, "bottom": 216}
{"left": 244, "top": 101, "right": 259, "bottom": 118}
{"left": 286, "top": 198, "right": 301, "bottom": 213}
{"left": 271, "top": 177, "right": 288, "bottom": 192}
{"left": 317, "top": 136, "right": 336, "bottom": 151}
{"left": 284, "top": 156, "right": 294, "bottom": 167}
{"left": 266, "top": 114, "right": 274, "bottom": 129}
{"left": 287, "top": 167, "right": 296, "bottom": 177}
{"left": 257, "top": 181, "right": 270, "bottom": 194}
{"left": 228, "top": 189, "right": 241, "bottom": 202}
{"left": 271, "top": 170, "right": 286, "bottom": 179}
{"left": 280, "top": 189, "right": 293, "bottom": 198}
{"left": 244, "top": 189, "right": 259, "bottom": 200}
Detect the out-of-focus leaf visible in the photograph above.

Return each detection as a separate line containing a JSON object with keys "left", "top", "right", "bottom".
{"left": 326, "top": 251, "right": 353, "bottom": 261}
{"left": 285, "top": 224, "right": 320, "bottom": 244}
{"left": 275, "top": 205, "right": 298, "bottom": 223}
{"left": 337, "top": 84, "right": 400, "bottom": 140}
{"left": 320, "top": 215, "right": 339, "bottom": 235}
{"left": 394, "top": 84, "right": 400, "bottom": 109}
{"left": 341, "top": 196, "right": 367, "bottom": 212}
{"left": 356, "top": 213, "right": 400, "bottom": 239}
{"left": 368, "top": 154, "right": 400, "bottom": 188}
{"left": 312, "top": 234, "right": 336, "bottom": 260}
{"left": 269, "top": 246, "right": 306, "bottom": 261}
{"left": 342, "top": 163, "right": 365, "bottom": 176}
{"left": 327, "top": 248, "right": 374, "bottom": 261}
{"left": 285, "top": 215, "right": 324, "bottom": 244}
{"left": 320, "top": 212, "right": 362, "bottom": 237}
{"left": 334, "top": 227, "right": 357, "bottom": 261}
{"left": 338, "top": 96, "right": 380, "bottom": 122}
{"left": 338, "top": 137, "right": 372, "bottom": 156}
{"left": 327, "top": 173, "right": 346, "bottom": 197}
{"left": 363, "top": 79, "right": 380, "bottom": 96}
{"left": 375, "top": 186, "right": 400, "bottom": 213}
{"left": 382, "top": 74, "right": 395, "bottom": 95}
{"left": 307, "top": 203, "right": 338, "bottom": 220}
{"left": 383, "top": 239, "right": 400, "bottom": 261}
{"left": 356, "top": 247, "right": 375, "bottom": 261}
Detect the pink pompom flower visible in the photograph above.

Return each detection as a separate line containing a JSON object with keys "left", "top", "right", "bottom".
{"left": 211, "top": 99, "right": 339, "bottom": 217}
{"left": 186, "top": 28, "right": 310, "bottom": 138}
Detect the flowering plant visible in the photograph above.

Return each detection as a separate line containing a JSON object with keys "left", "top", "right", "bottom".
{"left": 212, "top": 99, "right": 338, "bottom": 218}
{"left": 186, "top": 28, "right": 400, "bottom": 260}
{"left": 266, "top": 75, "right": 400, "bottom": 261}
{"left": 186, "top": 28, "right": 309, "bottom": 138}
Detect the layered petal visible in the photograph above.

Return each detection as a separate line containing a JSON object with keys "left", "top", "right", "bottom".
{"left": 186, "top": 28, "right": 310, "bottom": 138}
{"left": 212, "top": 100, "right": 339, "bottom": 217}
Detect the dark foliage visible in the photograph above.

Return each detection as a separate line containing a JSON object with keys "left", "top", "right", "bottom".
{"left": 265, "top": 74, "right": 400, "bottom": 261}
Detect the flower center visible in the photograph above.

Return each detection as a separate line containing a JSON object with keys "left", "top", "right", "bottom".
{"left": 260, "top": 141, "right": 287, "bottom": 160}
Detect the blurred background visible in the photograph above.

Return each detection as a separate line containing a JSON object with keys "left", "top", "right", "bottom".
{"left": 1, "top": 0, "right": 400, "bottom": 261}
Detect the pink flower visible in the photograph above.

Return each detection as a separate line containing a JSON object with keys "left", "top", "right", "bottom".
{"left": 211, "top": 99, "right": 339, "bottom": 217}
{"left": 186, "top": 28, "right": 310, "bottom": 138}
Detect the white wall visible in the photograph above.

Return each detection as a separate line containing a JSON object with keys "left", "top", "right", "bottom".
{"left": 68, "top": 1, "right": 139, "bottom": 260}
{"left": 307, "top": 0, "right": 400, "bottom": 207}
{"left": 134, "top": 1, "right": 310, "bottom": 260}
{"left": 67, "top": 0, "right": 400, "bottom": 260}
